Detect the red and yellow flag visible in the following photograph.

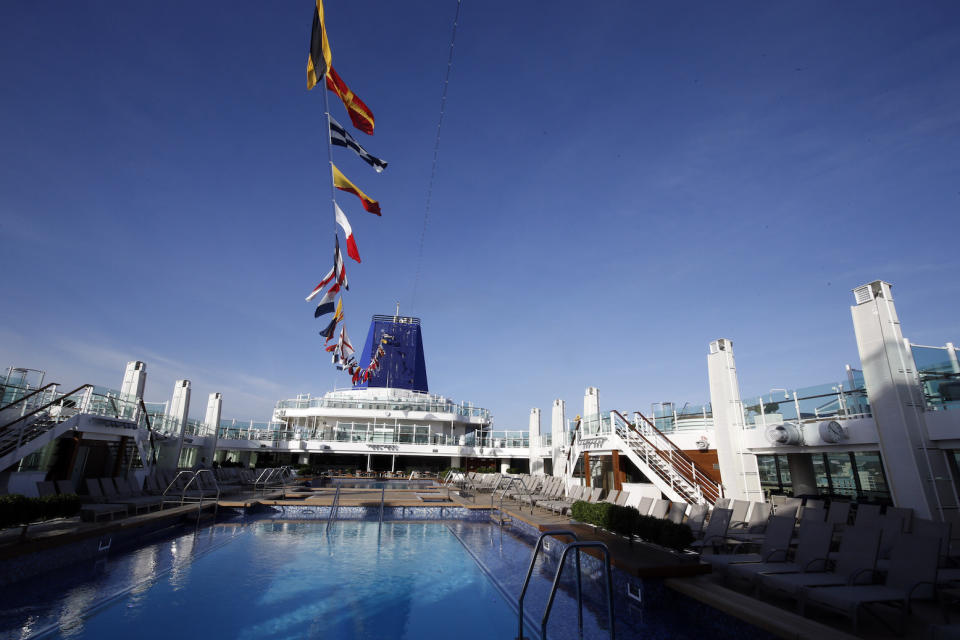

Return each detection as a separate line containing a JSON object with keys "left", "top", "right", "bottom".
{"left": 326, "top": 67, "right": 375, "bottom": 135}
{"left": 307, "top": 0, "right": 333, "bottom": 90}
{"left": 332, "top": 164, "right": 381, "bottom": 216}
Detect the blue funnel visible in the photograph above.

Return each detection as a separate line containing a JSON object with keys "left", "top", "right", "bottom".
{"left": 355, "top": 316, "right": 429, "bottom": 393}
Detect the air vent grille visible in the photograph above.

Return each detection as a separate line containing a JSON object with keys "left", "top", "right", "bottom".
{"left": 853, "top": 285, "right": 874, "bottom": 305}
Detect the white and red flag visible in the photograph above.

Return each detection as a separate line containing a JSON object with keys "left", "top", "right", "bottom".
{"left": 335, "top": 203, "right": 361, "bottom": 263}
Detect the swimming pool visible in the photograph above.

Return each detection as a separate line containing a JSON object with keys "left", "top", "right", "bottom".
{"left": 0, "top": 521, "right": 526, "bottom": 640}
{"left": 0, "top": 514, "right": 776, "bottom": 640}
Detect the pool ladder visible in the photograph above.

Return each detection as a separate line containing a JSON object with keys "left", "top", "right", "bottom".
{"left": 516, "top": 531, "right": 615, "bottom": 640}
{"left": 326, "top": 485, "right": 341, "bottom": 532}
{"left": 492, "top": 476, "right": 533, "bottom": 515}
{"left": 378, "top": 486, "right": 386, "bottom": 527}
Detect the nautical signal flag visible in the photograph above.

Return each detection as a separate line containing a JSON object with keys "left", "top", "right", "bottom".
{"left": 306, "top": 0, "right": 333, "bottom": 90}
{"left": 313, "top": 283, "right": 340, "bottom": 318}
{"left": 304, "top": 237, "right": 348, "bottom": 302}
{"left": 335, "top": 202, "right": 361, "bottom": 263}
{"left": 330, "top": 116, "right": 387, "bottom": 173}
{"left": 319, "top": 298, "right": 344, "bottom": 341}
{"left": 326, "top": 67, "right": 375, "bottom": 135}
{"left": 305, "top": 264, "right": 335, "bottom": 301}
{"left": 333, "top": 235, "right": 349, "bottom": 289}
{"left": 332, "top": 163, "right": 381, "bottom": 215}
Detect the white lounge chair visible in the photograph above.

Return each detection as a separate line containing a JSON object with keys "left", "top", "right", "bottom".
{"left": 757, "top": 525, "right": 881, "bottom": 607}
{"left": 800, "top": 534, "right": 940, "bottom": 634}
{"left": 725, "top": 520, "right": 834, "bottom": 588}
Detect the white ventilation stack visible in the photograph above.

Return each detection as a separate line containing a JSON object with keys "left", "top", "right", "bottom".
{"left": 120, "top": 361, "right": 147, "bottom": 401}
{"left": 551, "top": 399, "right": 566, "bottom": 476}
{"left": 707, "top": 339, "right": 763, "bottom": 501}
{"left": 850, "top": 280, "right": 955, "bottom": 520}
{"left": 528, "top": 407, "right": 543, "bottom": 475}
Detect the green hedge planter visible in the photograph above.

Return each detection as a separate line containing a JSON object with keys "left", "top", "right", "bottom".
{"left": 570, "top": 500, "right": 694, "bottom": 552}
{"left": 0, "top": 493, "right": 81, "bottom": 529}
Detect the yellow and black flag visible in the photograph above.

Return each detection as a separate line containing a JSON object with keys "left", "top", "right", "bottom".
{"left": 307, "top": 0, "right": 333, "bottom": 90}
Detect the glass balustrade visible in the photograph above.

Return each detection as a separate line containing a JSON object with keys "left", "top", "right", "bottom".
{"left": 274, "top": 392, "right": 491, "bottom": 421}
{"left": 911, "top": 343, "right": 960, "bottom": 410}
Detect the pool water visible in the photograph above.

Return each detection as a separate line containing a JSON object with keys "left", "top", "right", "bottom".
{"left": 330, "top": 480, "right": 437, "bottom": 490}
{"left": 0, "top": 521, "right": 526, "bottom": 640}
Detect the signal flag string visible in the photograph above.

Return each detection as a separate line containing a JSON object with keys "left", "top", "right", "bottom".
{"left": 409, "top": 0, "right": 463, "bottom": 313}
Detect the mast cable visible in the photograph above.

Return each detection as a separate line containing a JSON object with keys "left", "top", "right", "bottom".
{"left": 410, "top": 0, "right": 463, "bottom": 312}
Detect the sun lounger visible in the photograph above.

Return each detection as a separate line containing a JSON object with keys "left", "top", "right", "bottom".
{"left": 99, "top": 478, "right": 162, "bottom": 514}
{"left": 543, "top": 484, "right": 582, "bottom": 514}
{"left": 852, "top": 503, "right": 881, "bottom": 529}
{"left": 757, "top": 525, "right": 881, "bottom": 606}
{"left": 636, "top": 497, "right": 654, "bottom": 517}
{"left": 615, "top": 491, "right": 630, "bottom": 506}
{"left": 113, "top": 477, "right": 165, "bottom": 511}
{"left": 878, "top": 514, "right": 905, "bottom": 561}
{"left": 725, "top": 521, "right": 834, "bottom": 587}
{"left": 603, "top": 490, "right": 620, "bottom": 504}
{"left": 666, "top": 502, "right": 687, "bottom": 524}
{"left": 877, "top": 517, "right": 952, "bottom": 572}
{"left": 729, "top": 499, "right": 750, "bottom": 526}
{"left": 729, "top": 502, "right": 770, "bottom": 538}
{"left": 825, "top": 501, "right": 852, "bottom": 531}
{"left": 703, "top": 516, "right": 795, "bottom": 572}
{"left": 800, "top": 534, "right": 940, "bottom": 634}
{"left": 691, "top": 508, "right": 733, "bottom": 552}
{"left": 686, "top": 503, "right": 708, "bottom": 536}
{"left": 799, "top": 508, "right": 826, "bottom": 523}
{"left": 650, "top": 499, "right": 670, "bottom": 519}
{"left": 885, "top": 506, "right": 913, "bottom": 532}
{"left": 775, "top": 497, "right": 802, "bottom": 520}
{"left": 61, "top": 479, "right": 127, "bottom": 522}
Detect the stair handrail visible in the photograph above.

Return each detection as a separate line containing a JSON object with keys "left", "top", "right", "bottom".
{"left": 541, "top": 541, "right": 615, "bottom": 640}
{"left": 516, "top": 530, "right": 580, "bottom": 640}
{"left": 625, "top": 423, "right": 719, "bottom": 504}
{"left": 563, "top": 418, "right": 582, "bottom": 477}
{"left": 0, "top": 384, "right": 93, "bottom": 431}
{"left": 616, "top": 410, "right": 722, "bottom": 503}
{"left": 607, "top": 426, "right": 701, "bottom": 502}
{"left": 0, "top": 382, "right": 60, "bottom": 413}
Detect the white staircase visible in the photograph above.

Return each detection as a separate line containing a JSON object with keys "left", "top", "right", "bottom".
{"left": 567, "top": 411, "right": 723, "bottom": 506}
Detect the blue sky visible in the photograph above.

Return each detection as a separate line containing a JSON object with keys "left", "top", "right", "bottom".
{"left": 2, "top": 1, "right": 958, "bottom": 428}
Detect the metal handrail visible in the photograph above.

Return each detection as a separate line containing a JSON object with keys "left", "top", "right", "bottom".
{"left": 614, "top": 425, "right": 718, "bottom": 504}
{"left": 0, "top": 382, "right": 59, "bottom": 413}
{"left": 326, "top": 485, "right": 341, "bottom": 532}
{"left": 0, "top": 384, "right": 93, "bottom": 431}
{"left": 495, "top": 476, "right": 533, "bottom": 514}
{"left": 488, "top": 475, "right": 507, "bottom": 507}
{"left": 541, "top": 541, "right": 615, "bottom": 640}
{"left": 516, "top": 530, "right": 579, "bottom": 640}
{"left": 378, "top": 486, "right": 385, "bottom": 525}
{"left": 254, "top": 468, "right": 275, "bottom": 494}
{"left": 162, "top": 470, "right": 196, "bottom": 505}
